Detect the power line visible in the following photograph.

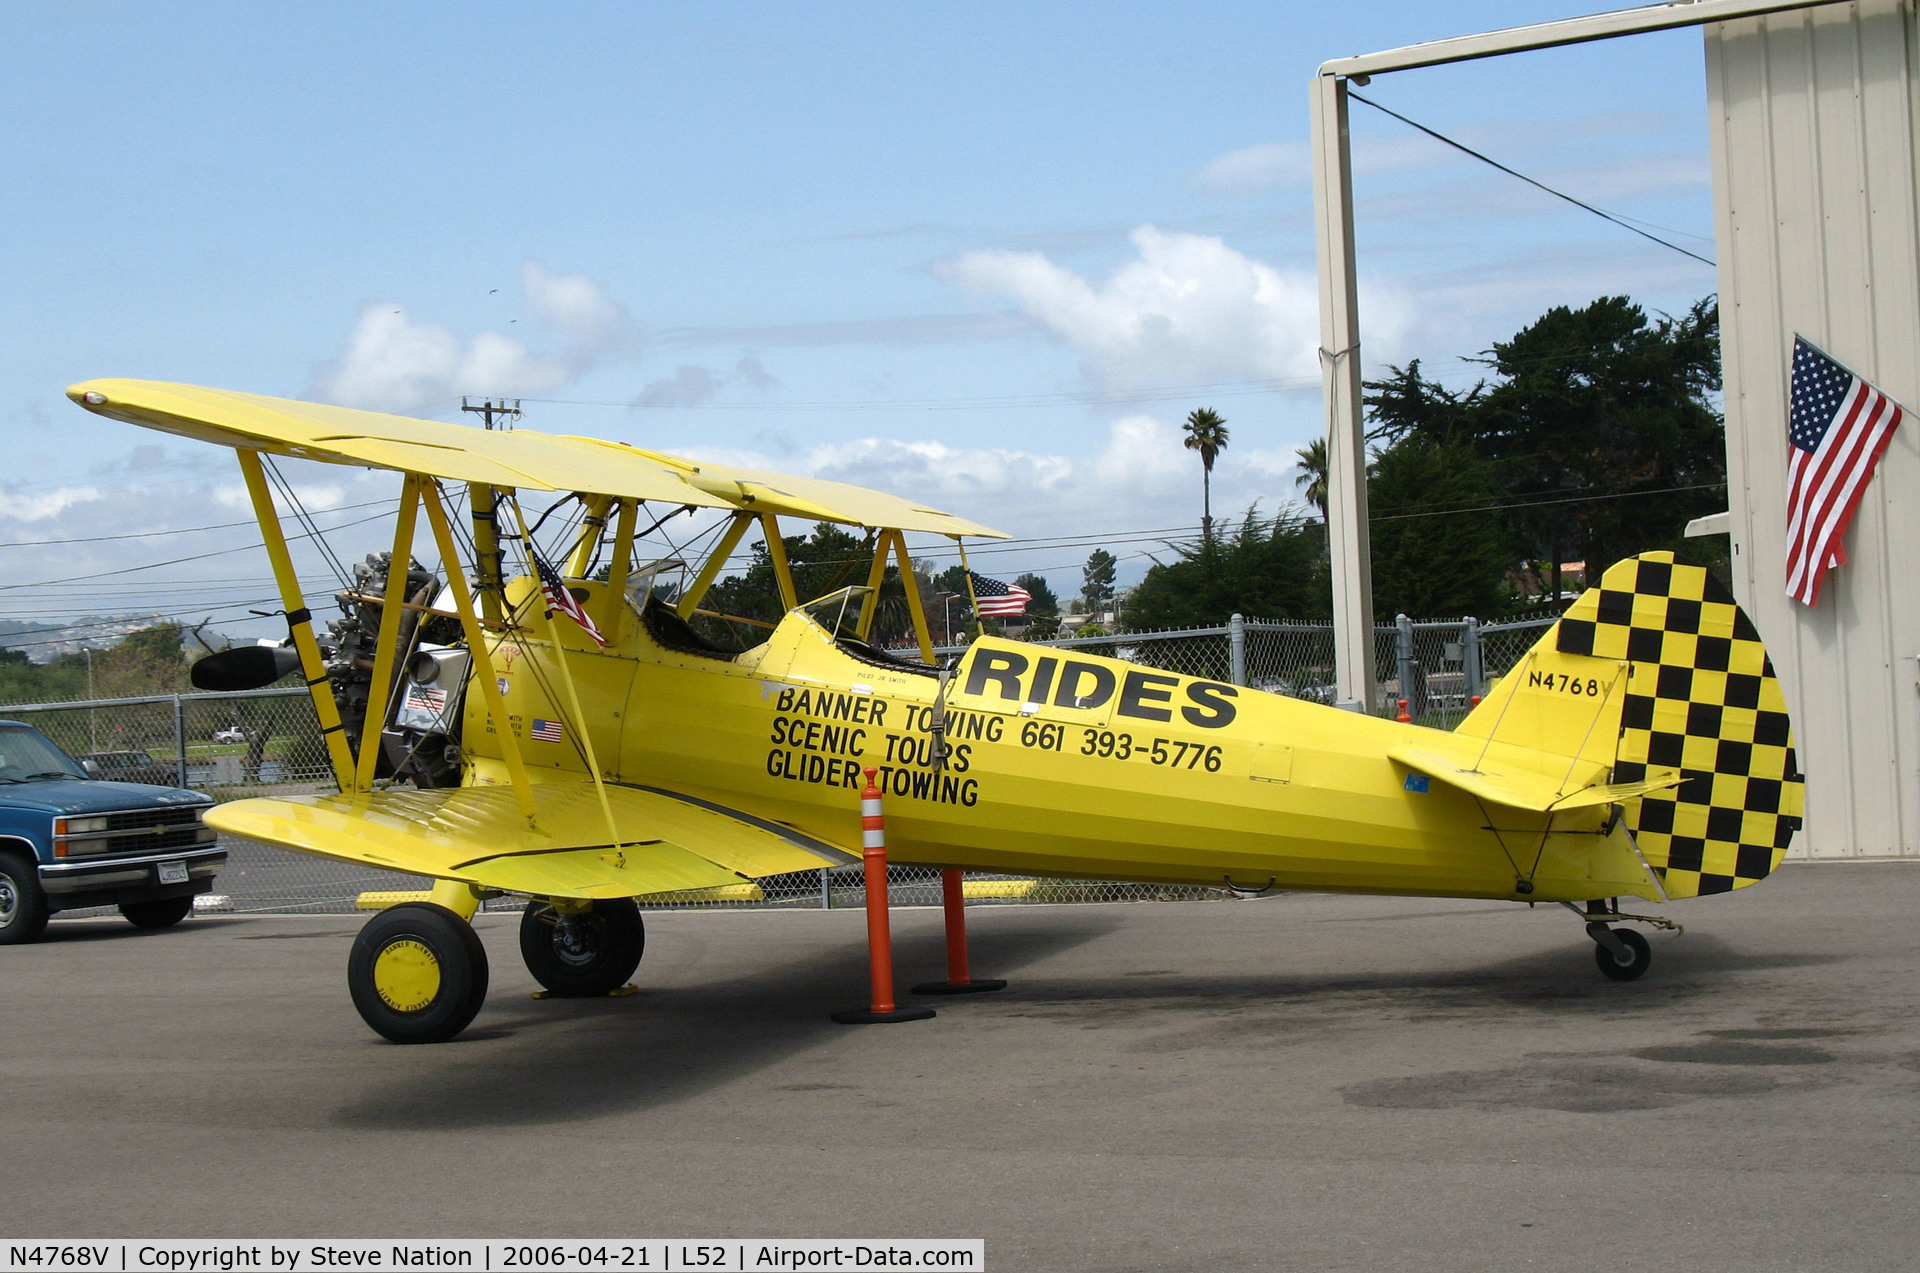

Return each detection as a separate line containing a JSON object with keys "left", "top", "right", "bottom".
{"left": 1346, "top": 88, "right": 1715, "bottom": 269}
{"left": 0, "top": 500, "right": 391, "bottom": 550}
{"left": 519, "top": 375, "right": 1322, "bottom": 415}
{"left": 0, "top": 510, "right": 387, "bottom": 595}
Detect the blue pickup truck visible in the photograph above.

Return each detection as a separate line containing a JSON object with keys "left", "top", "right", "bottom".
{"left": 0, "top": 719, "right": 225, "bottom": 944}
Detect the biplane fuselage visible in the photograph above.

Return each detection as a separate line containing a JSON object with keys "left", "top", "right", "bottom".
{"left": 64, "top": 379, "right": 1802, "bottom": 1042}
{"left": 487, "top": 575, "right": 1659, "bottom": 905}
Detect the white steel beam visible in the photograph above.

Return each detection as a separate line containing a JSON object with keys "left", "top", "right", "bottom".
{"left": 1311, "top": 73, "right": 1377, "bottom": 713}
{"left": 1319, "top": 0, "right": 1854, "bottom": 78}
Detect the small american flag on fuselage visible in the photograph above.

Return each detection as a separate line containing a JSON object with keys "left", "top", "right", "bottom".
{"left": 530, "top": 718, "right": 565, "bottom": 743}
{"left": 970, "top": 571, "right": 1031, "bottom": 618}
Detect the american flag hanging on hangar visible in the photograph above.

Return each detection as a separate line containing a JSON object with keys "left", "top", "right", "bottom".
{"left": 1784, "top": 337, "right": 1905, "bottom": 607}
{"left": 969, "top": 571, "right": 1031, "bottom": 618}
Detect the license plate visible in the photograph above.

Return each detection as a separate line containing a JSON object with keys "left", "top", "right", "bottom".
{"left": 156, "top": 860, "right": 189, "bottom": 885}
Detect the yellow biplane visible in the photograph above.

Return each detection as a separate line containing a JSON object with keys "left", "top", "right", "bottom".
{"left": 70, "top": 379, "right": 1803, "bottom": 1043}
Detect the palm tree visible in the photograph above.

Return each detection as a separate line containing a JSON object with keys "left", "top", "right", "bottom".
{"left": 1295, "top": 437, "right": 1328, "bottom": 521}
{"left": 1182, "top": 407, "right": 1230, "bottom": 539}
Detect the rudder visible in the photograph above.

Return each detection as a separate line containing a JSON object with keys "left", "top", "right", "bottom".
{"left": 1555, "top": 553, "right": 1803, "bottom": 897}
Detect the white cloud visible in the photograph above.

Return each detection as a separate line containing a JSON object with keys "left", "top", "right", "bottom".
{"left": 1195, "top": 142, "right": 1309, "bottom": 192}
{"left": 523, "top": 260, "right": 627, "bottom": 346}
{"left": 210, "top": 479, "right": 347, "bottom": 512}
{"left": 682, "top": 412, "right": 1314, "bottom": 552}
{"left": 307, "top": 261, "right": 634, "bottom": 414}
{"left": 629, "top": 353, "right": 784, "bottom": 410}
{"left": 633, "top": 365, "right": 723, "bottom": 409}
{"left": 0, "top": 486, "right": 102, "bottom": 522}
{"left": 942, "top": 226, "right": 1376, "bottom": 389}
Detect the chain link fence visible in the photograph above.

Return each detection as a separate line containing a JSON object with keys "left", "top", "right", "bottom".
{"left": 8, "top": 610, "right": 1555, "bottom": 917}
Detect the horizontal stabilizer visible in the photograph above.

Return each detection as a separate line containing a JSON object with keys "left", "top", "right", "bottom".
{"left": 1389, "top": 743, "right": 1682, "bottom": 813}
{"left": 206, "top": 781, "right": 854, "bottom": 901}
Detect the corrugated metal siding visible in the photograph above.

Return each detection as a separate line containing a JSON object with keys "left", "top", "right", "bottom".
{"left": 1707, "top": 0, "right": 1920, "bottom": 856}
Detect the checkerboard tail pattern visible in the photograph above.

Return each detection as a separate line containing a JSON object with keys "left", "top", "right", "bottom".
{"left": 1555, "top": 553, "right": 1803, "bottom": 898}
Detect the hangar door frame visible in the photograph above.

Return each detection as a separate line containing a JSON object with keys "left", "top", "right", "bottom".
{"left": 1315, "top": 0, "right": 1920, "bottom": 862}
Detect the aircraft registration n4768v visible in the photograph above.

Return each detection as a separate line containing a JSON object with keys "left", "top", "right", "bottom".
{"left": 70, "top": 380, "right": 1803, "bottom": 1043}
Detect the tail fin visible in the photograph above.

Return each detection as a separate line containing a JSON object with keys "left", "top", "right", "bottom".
{"left": 1466, "top": 553, "right": 1803, "bottom": 898}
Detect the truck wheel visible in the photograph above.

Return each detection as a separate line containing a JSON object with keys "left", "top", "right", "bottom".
{"left": 121, "top": 897, "right": 194, "bottom": 929}
{"left": 520, "top": 899, "right": 644, "bottom": 997}
{"left": 347, "top": 902, "right": 489, "bottom": 1043}
{"left": 0, "top": 850, "right": 49, "bottom": 945}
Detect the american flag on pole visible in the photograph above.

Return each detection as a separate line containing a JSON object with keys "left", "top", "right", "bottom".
{"left": 969, "top": 571, "right": 1031, "bottom": 618}
{"left": 531, "top": 548, "right": 607, "bottom": 646}
{"left": 1785, "top": 336, "right": 1905, "bottom": 607}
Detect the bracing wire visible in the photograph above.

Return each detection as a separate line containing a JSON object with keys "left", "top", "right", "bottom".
{"left": 262, "top": 457, "right": 355, "bottom": 590}
{"left": 1345, "top": 88, "right": 1716, "bottom": 269}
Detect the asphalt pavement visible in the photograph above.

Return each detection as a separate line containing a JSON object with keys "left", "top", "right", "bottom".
{"left": 3, "top": 862, "right": 1917, "bottom": 1271}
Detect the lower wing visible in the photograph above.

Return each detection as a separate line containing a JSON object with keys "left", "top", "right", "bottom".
{"left": 205, "top": 781, "right": 856, "bottom": 900}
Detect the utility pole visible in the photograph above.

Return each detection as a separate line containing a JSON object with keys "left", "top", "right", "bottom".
{"left": 460, "top": 397, "right": 521, "bottom": 430}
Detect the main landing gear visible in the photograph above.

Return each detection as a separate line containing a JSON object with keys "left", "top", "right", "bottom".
{"left": 348, "top": 901, "right": 490, "bottom": 1044}
{"left": 519, "top": 899, "right": 645, "bottom": 998}
{"left": 346, "top": 886, "right": 650, "bottom": 1043}
{"left": 1566, "top": 900, "right": 1678, "bottom": 983}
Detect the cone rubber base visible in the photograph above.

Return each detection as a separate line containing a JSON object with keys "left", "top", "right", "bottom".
{"left": 911, "top": 979, "right": 1007, "bottom": 995}
{"left": 832, "top": 1005, "right": 937, "bottom": 1024}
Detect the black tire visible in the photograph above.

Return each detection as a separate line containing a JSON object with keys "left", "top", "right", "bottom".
{"left": 0, "top": 851, "right": 49, "bottom": 945}
{"left": 520, "top": 899, "right": 644, "bottom": 997}
{"left": 120, "top": 897, "right": 194, "bottom": 929}
{"left": 1594, "top": 927, "right": 1651, "bottom": 982}
{"left": 348, "top": 902, "right": 489, "bottom": 1043}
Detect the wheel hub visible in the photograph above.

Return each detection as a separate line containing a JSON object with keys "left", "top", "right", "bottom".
{"left": 552, "top": 916, "right": 604, "bottom": 967}
{"left": 0, "top": 875, "right": 16, "bottom": 925}
{"left": 372, "top": 938, "right": 442, "bottom": 1012}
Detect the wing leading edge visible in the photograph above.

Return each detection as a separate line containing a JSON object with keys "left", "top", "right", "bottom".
{"left": 206, "top": 782, "right": 855, "bottom": 901}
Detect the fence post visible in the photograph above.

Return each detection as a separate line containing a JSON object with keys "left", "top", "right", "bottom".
{"left": 1463, "top": 617, "right": 1484, "bottom": 702}
{"left": 172, "top": 694, "right": 188, "bottom": 789}
{"left": 1228, "top": 614, "right": 1247, "bottom": 687}
{"left": 820, "top": 866, "right": 831, "bottom": 909}
{"left": 1395, "top": 614, "right": 1416, "bottom": 718}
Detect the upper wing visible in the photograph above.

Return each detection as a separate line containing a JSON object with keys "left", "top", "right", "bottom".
{"left": 205, "top": 781, "right": 856, "bottom": 900}
{"left": 68, "top": 379, "right": 1009, "bottom": 537}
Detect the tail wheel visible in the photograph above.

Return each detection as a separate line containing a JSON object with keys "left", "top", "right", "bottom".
{"left": 520, "top": 899, "right": 644, "bottom": 997}
{"left": 348, "top": 902, "right": 489, "bottom": 1043}
{"left": 1594, "top": 927, "right": 1651, "bottom": 982}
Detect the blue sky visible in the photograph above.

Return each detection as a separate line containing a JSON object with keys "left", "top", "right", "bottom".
{"left": 1, "top": 1, "right": 1718, "bottom": 641}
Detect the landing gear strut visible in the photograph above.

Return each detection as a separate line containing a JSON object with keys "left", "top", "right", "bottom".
{"left": 1567, "top": 899, "right": 1676, "bottom": 984}
{"left": 520, "top": 899, "right": 645, "bottom": 997}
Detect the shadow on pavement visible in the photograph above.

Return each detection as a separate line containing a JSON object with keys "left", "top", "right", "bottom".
{"left": 328, "top": 909, "right": 1125, "bottom": 1129}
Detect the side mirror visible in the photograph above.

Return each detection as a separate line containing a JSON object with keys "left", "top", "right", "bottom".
{"left": 82, "top": 759, "right": 102, "bottom": 779}
{"left": 191, "top": 645, "right": 304, "bottom": 692}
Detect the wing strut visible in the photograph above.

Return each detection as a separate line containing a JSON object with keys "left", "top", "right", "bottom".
{"left": 508, "top": 497, "right": 626, "bottom": 859}
{"left": 677, "top": 511, "right": 754, "bottom": 620}
{"left": 420, "top": 480, "right": 540, "bottom": 829}
{"left": 468, "top": 483, "right": 506, "bottom": 628}
{"left": 597, "top": 497, "right": 638, "bottom": 644}
{"left": 353, "top": 473, "right": 423, "bottom": 791}
{"left": 237, "top": 450, "right": 355, "bottom": 790}
{"left": 855, "top": 531, "right": 887, "bottom": 639}
{"left": 760, "top": 513, "right": 799, "bottom": 610}
{"left": 892, "top": 529, "right": 936, "bottom": 662}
